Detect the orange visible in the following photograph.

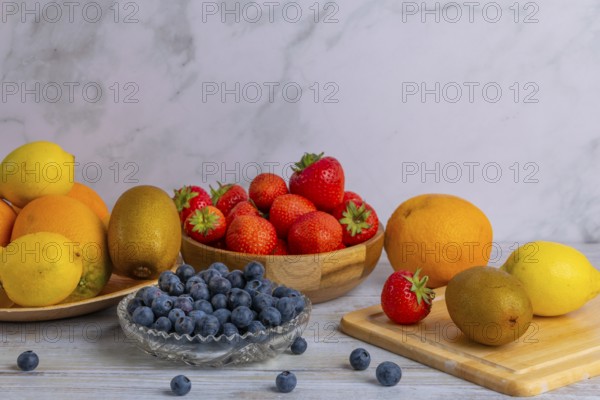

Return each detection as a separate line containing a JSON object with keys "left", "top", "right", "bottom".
{"left": 11, "top": 195, "right": 112, "bottom": 302}
{"left": 384, "top": 194, "right": 493, "bottom": 288}
{"left": 0, "top": 199, "right": 17, "bottom": 246}
{"left": 66, "top": 182, "right": 110, "bottom": 226}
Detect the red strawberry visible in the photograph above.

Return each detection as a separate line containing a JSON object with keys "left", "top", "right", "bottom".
{"left": 184, "top": 206, "right": 227, "bottom": 244}
{"left": 210, "top": 183, "right": 248, "bottom": 216}
{"left": 289, "top": 153, "right": 345, "bottom": 212}
{"left": 271, "top": 238, "right": 288, "bottom": 255}
{"left": 226, "top": 215, "right": 277, "bottom": 255}
{"left": 332, "top": 200, "right": 379, "bottom": 246}
{"left": 269, "top": 194, "right": 317, "bottom": 238}
{"left": 249, "top": 173, "right": 289, "bottom": 212}
{"left": 381, "top": 269, "right": 435, "bottom": 325}
{"left": 173, "top": 185, "right": 212, "bottom": 223}
{"left": 287, "top": 211, "right": 343, "bottom": 254}
{"left": 343, "top": 191, "right": 363, "bottom": 204}
{"left": 226, "top": 200, "right": 261, "bottom": 226}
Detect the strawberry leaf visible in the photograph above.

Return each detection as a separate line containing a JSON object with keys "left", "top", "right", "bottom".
{"left": 291, "top": 152, "right": 324, "bottom": 173}
{"left": 403, "top": 268, "right": 435, "bottom": 305}
{"left": 339, "top": 201, "right": 372, "bottom": 237}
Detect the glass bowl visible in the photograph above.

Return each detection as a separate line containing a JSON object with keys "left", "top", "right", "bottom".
{"left": 117, "top": 289, "right": 312, "bottom": 367}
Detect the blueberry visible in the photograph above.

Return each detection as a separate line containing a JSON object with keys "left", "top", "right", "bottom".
{"left": 222, "top": 322, "right": 239, "bottom": 337}
{"left": 251, "top": 293, "right": 275, "bottom": 312}
{"left": 189, "top": 284, "right": 210, "bottom": 301}
{"left": 173, "top": 297, "right": 194, "bottom": 314}
{"left": 168, "top": 308, "right": 186, "bottom": 325}
{"left": 193, "top": 300, "right": 213, "bottom": 314}
{"left": 349, "top": 348, "right": 371, "bottom": 371}
{"left": 290, "top": 295, "right": 305, "bottom": 314}
{"left": 228, "top": 288, "right": 252, "bottom": 310}
{"left": 231, "top": 306, "right": 254, "bottom": 329}
{"left": 208, "top": 276, "right": 232, "bottom": 296}
{"left": 132, "top": 306, "right": 154, "bottom": 327}
{"left": 276, "top": 297, "right": 296, "bottom": 323}
{"left": 200, "top": 269, "right": 221, "bottom": 283}
{"left": 151, "top": 295, "right": 174, "bottom": 317}
{"left": 158, "top": 271, "right": 178, "bottom": 291}
{"left": 275, "top": 371, "right": 297, "bottom": 393}
{"left": 244, "top": 280, "right": 263, "bottom": 297}
{"left": 259, "top": 307, "right": 282, "bottom": 327}
{"left": 176, "top": 264, "right": 196, "bottom": 282}
{"left": 142, "top": 286, "right": 163, "bottom": 306}
{"left": 211, "top": 293, "right": 228, "bottom": 310}
{"left": 376, "top": 361, "right": 402, "bottom": 386}
{"left": 225, "top": 270, "right": 245, "bottom": 289}
{"left": 152, "top": 316, "right": 172, "bottom": 332}
{"left": 127, "top": 297, "right": 144, "bottom": 316}
{"left": 244, "top": 261, "right": 265, "bottom": 281}
{"left": 185, "top": 276, "right": 205, "bottom": 293}
{"left": 195, "top": 315, "right": 220, "bottom": 337}
{"left": 246, "top": 320, "right": 267, "bottom": 340}
{"left": 290, "top": 337, "right": 307, "bottom": 355}
{"left": 17, "top": 350, "right": 39, "bottom": 371}
{"left": 168, "top": 280, "right": 185, "bottom": 296}
{"left": 212, "top": 308, "right": 231, "bottom": 326}
{"left": 170, "top": 374, "right": 191, "bottom": 396}
{"left": 273, "top": 286, "right": 292, "bottom": 298}
{"left": 259, "top": 278, "right": 274, "bottom": 294}
{"left": 209, "top": 262, "right": 229, "bottom": 276}
{"left": 174, "top": 316, "right": 195, "bottom": 335}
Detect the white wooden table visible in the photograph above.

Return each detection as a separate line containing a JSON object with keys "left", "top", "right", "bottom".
{"left": 1, "top": 244, "right": 600, "bottom": 399}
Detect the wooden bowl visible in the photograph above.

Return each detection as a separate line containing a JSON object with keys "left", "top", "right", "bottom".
{"left": 180, "top": 226, "right": 384, "bottom": 304}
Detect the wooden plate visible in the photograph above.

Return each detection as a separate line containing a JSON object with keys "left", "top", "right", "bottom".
{"left": 0, "top": 274, "right": 158, "bottom": 322}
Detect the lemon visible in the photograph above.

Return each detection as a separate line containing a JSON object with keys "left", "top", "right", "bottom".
{"left": 0, "top": 141, "right": 75, "bottom": 208}
{"left": 501, "top": 241, "right": 600, "bottom": 316}
{"left": 0, "top": 232, "right": 83, "bottom": 307}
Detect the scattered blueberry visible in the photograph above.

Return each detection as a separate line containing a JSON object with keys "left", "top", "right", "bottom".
{"left": 152, "top": 316, "right": 172, "bottom": 332}
{"left": 17, "top": 350, "right": 39, "bottom": 371}
{"left": 173, "top": 296, "right": 194, "bottom": 314}
{"left": 176, "top": 264, "right": 196, "bottom": 282}
{"left": 151, "top": 295, "right": 174, "bottom": 317}
{"left": 222, "top": 322, "right": 239, "bottom": 337}
{"left": 231, "top": 306, "right": 254, "bottom": 329}
{"left": 349, "top": 348, "right": 371, "bottom": 371}
{"left": 290, "top": 337, "right": 307, "bottom": 355}
{"left": 275, "top": 371, "right": 297, "bottom": 393}
{"left": 228, "top": 288, "right": 253, "bottom": 309}
{"left": 208, "top": 276, "right": 232, "bottom": 295}
{"left": 276, "top": 297, "right": 296, "bottom": 323}
{"left": 211, "top": 293, "right": 228, "bottom": 310}
{"left": 195, "top": 315, "right": 220, "bottom": 337}
{"left": 209, "top": 262, "right": 229, "bottom": 276}
{"left": 376, "top": 361, "right": 402, "bottom": 387}
{"left": 225, "top": 270, "right": 245, "bottom": 289}
{"left": 132, "top": 306, "right": 154, "bottom": 327}
{"left": 259, "top": 307, "right": 282, "bottom": 327}
{"left": 193, "top": 299, "right": 214, "bottom": 314}
{"left": 175, "top": 316, "right": 195, "bottom": 335}
{"left": 189, "top": 284, "right": 210, "bottom": 301}
{"left": 170, "top": 374, "right": 191, "bottom": 396}
{"left": 212, "top": 308, "right": 232, "bottom": 326}
{"left": 244, "top": 261, "right": 265, "bottom": 281}
{"left": 168, "top": 308, "right": 186, "bottom": 325}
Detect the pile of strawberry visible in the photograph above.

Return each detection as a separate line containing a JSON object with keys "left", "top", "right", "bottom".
{"left": 173, "top": 153, "right": 379, "bottom": 255}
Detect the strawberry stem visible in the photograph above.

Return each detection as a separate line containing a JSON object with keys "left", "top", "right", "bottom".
{"left": 339, "top": 201, "right": 372, "bottom": 237}
{"left": 403, "top": 268, "right": 435, "bottom": 305}
{"left": 210, "top": 182, "right": 232, "bottom": 205}
{"left": 173, "top": 186, "right": 199, "bottom": 212}
{"left": 189, "top": 208, "right": 220, "bottom": 235}
{"left": 291, "top": 152, "right": 324, "bottom": 172}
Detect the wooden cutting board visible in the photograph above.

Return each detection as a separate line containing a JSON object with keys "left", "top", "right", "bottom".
{"left": 340, "top": 287, "right": 600, "bottom": 397}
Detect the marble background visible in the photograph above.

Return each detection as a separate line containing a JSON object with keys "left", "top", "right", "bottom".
{"left": 0, "top": 0, "right": 599, "bottom": 243}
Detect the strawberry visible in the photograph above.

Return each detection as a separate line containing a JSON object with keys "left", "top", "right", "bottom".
{"left": 289, "top": 152, "right": 345, "bottom": 212}
{"left": 343, "top": 191, "right": 363, "bottom": 204}
{"left": 249, "top": 173, "right": 289, "bottom": 212}
{"left": 226, "top": 200, "right": 261, "bottom": 226}
{"left": 184, "top": 206, "right": 227, "bottom": 244}
{"left": 272, "top": 238, "right": 289, "bottom": 255}
{"left": 226, "top": 215, "right": 277, "bottom": 255}
{"left": 287, "top": 211, "right": 343, "bottom": 255}
{"left": 332, "top": 200, "right": 379, "bottom": 246}
{"left": 173, "top": 185, "right": 212, "bottom": 223}
{"left": 381, "top": 269, "right": 435, "bottom": 325}
{"left": 210, "top": 183, "right": 248, "bottom": 216}
{"left": 269, "top": 194, "right": 317, "bottom": 238}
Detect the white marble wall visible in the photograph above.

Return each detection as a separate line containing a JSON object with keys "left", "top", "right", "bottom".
{"left": 1, "top": 0, "right": 599, "bottom": 243}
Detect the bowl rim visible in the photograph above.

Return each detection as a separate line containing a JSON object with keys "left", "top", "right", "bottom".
{"left": 182, "top": 224, "right": 384, "bottom": 259}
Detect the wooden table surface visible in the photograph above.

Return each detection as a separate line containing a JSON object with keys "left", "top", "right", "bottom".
{"left": 1, "top": 244, "right": 600, "bottom": 399}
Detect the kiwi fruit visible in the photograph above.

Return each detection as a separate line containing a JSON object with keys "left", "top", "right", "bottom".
{"left": 445, "top": 266, "right": 533, "bottom": 346}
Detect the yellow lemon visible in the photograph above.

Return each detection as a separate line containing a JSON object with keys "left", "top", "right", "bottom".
{"left": 0, "top": 141, "right": 75, "bottom": 208}
{"left": 501, "top": 241, "right": 600, "bottom": 316}
{"left": 0, "top": 232, "right": 83, "bottom": 307}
